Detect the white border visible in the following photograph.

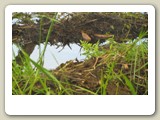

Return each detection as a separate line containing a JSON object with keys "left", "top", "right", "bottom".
{"left": 5, "top": 5, "right": 155, "bottom": 115}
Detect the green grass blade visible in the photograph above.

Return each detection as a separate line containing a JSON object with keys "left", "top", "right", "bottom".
{"left": 30, "top": 59, "right": 61, "bottom": 87}
{"left": 122, "top": 74, "right": 137, "bottom": 95}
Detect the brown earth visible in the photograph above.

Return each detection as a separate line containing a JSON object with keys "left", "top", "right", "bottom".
{"left": 34, "top": 44, "right": 148, "bottom": 95}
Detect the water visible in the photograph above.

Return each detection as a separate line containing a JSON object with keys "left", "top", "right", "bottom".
{"left": 12, "top": 38, "right": 147, "bottom": 70}
{"left": 12, "top": 43, "right": 86, "bottom": 70}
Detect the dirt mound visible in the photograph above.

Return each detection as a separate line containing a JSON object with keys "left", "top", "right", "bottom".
{"left": 12, "top": 12, "right": 148, "bottom": 48}
{"left": 49, "top": 44, "right": 148, "bottom": 95}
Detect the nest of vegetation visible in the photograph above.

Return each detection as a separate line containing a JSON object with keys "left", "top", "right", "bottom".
{"left": 12, "top": 12, "right": 148, "bottom": 95}
{"left": 12, "top": 12, "right": 148, "bottom": 48}
{"left": 49, "top": 42, "right": 148, "bottom": 95}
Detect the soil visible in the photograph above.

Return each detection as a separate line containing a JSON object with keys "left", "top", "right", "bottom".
{"left": 51, "top": 57, "right": 132, "bottom": 95}
{"left": 36, "top": 45, "right": 148, "bottom": 95}
{"left": 12, "top": 12, "right": 148, "bottom": 54}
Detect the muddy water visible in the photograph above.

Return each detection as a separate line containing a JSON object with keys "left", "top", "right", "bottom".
{"left": 12, "top": 44, "right": 86, "bottom": 70}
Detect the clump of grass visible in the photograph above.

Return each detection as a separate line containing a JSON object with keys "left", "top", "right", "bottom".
{"left": 95, "top": 31, "right": 148, "bottom": 95}
{"left": 12, "top": 35, "right": 148, "bottom": 95}
{"left": 12, "top": 13, "right": 97, "bottom": 95}
{"left": 12, "top": 13, "right": 67, "bottom": 95}
{"left": 80, "top": 40, "right": 106, "bottom": 59}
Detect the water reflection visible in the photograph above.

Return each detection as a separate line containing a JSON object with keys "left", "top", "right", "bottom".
{"left": 12, "top": 44, "right": 86, "bottom": 70}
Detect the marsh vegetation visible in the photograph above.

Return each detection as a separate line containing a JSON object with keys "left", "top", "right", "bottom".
{"left": 12, "top": 12, "right": 148, "bottom": 95}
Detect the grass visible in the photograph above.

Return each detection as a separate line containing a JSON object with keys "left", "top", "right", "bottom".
{"left": 12, "top": 14, "right": 148, "bottom": 95}
{"left": 12, "top": 36, "right": 148, "bottom": 95}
